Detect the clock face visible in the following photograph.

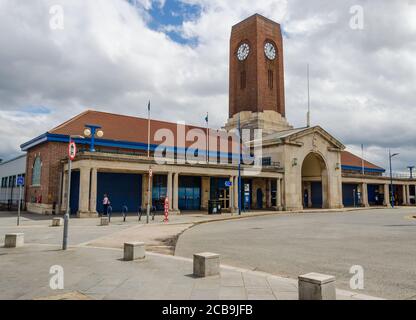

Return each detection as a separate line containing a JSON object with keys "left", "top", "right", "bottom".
{"left": 264, "top": 42, "right": 276, "bottom": 60}
{"left": 237, "top": 43, "right": 250, "bottom": 61}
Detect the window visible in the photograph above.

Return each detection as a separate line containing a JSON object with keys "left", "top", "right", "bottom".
{"left": 32, "top": 157, "right": 42, "bottom": 186}
{"left": 9, "top": 175, "right": 16, "bottom": 188}
{"left": 268, "top": 70, "right": 274, "bottom": 89}
{"left": 8, "top": 176, "right": 15, "bottom": 187}
{"left": 262, "top": 157, "right": 272, "bottom": 166}
{"left": 1, "top": 177, "right": 6, "bottom": 188}
{"left": 240, "top": 71, "right": 246, "bottom": 90}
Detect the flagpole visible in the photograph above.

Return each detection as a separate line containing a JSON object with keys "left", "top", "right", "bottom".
{"left": 147, "top": 100, "right": 151, "bottom": 224}
{"left": 206, "top": 112, "right": 209, "bottom": 163}
{"left": 238, "top": 113, "right": 242, "bottom": 216}
{"left": 361, "top": 144, "right": 365, "bottom": 175}
{"left": 147, "top": 101, "right": 151, "bottom": 159}
{"left": 307, "top": 63, "right": 311, "bottom": 128}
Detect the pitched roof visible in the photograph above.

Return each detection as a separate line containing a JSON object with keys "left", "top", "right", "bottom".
{"left": 48, "top": 110, "right": 237, "bottom": 152}
{"left": 341, "top": 151, "right": 385, "bottom": 171}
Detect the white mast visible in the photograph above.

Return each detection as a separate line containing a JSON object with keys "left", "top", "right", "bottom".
{"left": 307, "top": 63, "right": 311, "bottom": 128}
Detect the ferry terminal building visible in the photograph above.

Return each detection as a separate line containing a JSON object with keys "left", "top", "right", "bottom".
{"left": 20, "top": 14, "right": 416, "bottom": 217}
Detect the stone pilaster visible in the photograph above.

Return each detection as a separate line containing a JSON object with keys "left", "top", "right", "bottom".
{"left": 173, "top": 172, "right": 179, "bottom": 212}
{"left": 362, "top": 183, "right": 369, "bottom": 207}
{"left": 167, "top": 172, "right": 173, "bottom": 210}
{"left": 90, "top": 168, "right": 97, "bottom": 214}
{"left": 77, "top": 167, "right": 93, "bottom": 218}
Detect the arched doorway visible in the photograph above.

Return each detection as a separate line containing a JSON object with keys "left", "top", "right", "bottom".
{"left": 301, "top": 153, "right": 329, "bottom": 209}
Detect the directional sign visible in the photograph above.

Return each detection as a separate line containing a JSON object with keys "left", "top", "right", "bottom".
{"left": 68, "top": 141, "right": 77, "bottom": 161}
{"left": 17, "top": 176, "right": 25, "bottom": 187}
{"left": 225, "top": 181, "right": 233, "bottom": 188}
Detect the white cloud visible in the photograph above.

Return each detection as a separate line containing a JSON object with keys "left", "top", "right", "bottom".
{"left": 0, "top": 0, "right": 415, "bottom": 171}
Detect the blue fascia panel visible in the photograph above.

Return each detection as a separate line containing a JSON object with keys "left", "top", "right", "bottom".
{"left": 20, "top": 133, "right": 241, "bottom": 159}
{"left": 342, "top": 165, "right": 385, "bottom": 173}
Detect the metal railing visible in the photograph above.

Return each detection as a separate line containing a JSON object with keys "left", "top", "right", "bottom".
{"left": 382, "top": 172, "right": 415, "bottom": 179}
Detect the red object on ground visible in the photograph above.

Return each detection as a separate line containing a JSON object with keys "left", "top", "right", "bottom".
{"left": 164, "top": 197, "right": 169, "bottom": 223}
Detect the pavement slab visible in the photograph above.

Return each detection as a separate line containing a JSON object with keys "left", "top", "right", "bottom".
{"left": 0, "top": 243, "right": 377, "bottom": 300}
{"left": 0, "top": 210, "right": 388, "bottom": 300}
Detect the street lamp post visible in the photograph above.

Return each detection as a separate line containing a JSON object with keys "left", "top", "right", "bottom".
{"left": 83, "top": 125, "right": 104, "bottom": 152}
{"left": 389, "top": 150, "right": 399, "bottom": 208}
{"left": 63, "top": 135, "right": 84, "bottom": 250}
{"left": 62, "top": 126, "right": 104, "bottom": 250}
{"left": 407, "top": 166, "right": 415, "bottom": 179}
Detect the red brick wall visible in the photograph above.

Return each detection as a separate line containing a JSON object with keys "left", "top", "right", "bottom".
{"left": 25, "top": 142, "right": 149, "bottom": 207}
{"left": 229, "top": 14, "right": 286, "bottom": 118}
{"left": 25, "top": 142, "right": 67, "bottom": 206}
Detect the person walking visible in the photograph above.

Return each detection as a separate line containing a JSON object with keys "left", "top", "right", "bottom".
{"left": 103, "top": 194, "right": 110, "bottom": 216}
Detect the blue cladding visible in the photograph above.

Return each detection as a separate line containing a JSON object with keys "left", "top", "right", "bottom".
{"left": 178, "top": 176, "right": 201, "bottom": 210}
{"left": 152, "top": 175, "right": 167, "bottom": 211}
{"left": 367, "top": 184, "right": 381, "bottom": 205}
{"left": 341, "top": 165, "right": 385, "bottom": 173}
{"left": 343, "top": 184, "right": 359, "bottom": 207}
{"left": 311, "top": 182, "right": 323, "bottom": 208}
{"left": 97, "top": 173, "right": 142, "bottom": 214}
{"left": 69, "top": 171, "right": 80, "bottom": 215}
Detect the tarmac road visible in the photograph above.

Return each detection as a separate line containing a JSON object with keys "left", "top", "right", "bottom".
{"left": 175, "top": 208, "right": 416, "bottom": 300}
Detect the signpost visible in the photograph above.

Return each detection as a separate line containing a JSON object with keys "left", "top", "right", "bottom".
{"left": 146, "top": 167, "right": 152, "bottom": 224}
{"left": 68, "top": 141, "right": 77, "bottom": 161}
{"left": 225, "top": 181, "right": 233, "bottom": 214}
{"left": 164, "top": 197, "right": 169, "bottom": 223}
{"left": 16, "top": 176, "right": 24, "bottom": 226}
{"left": 63, "top": 139, "right": 77, "bottom": 250}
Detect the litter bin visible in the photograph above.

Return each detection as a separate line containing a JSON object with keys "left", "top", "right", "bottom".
{"left": 208, "top": 200, "right": 222, "bottom": 215}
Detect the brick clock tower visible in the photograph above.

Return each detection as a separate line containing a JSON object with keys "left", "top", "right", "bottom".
{"left": 225, "top": 14, "right": 292, "bottom": 134}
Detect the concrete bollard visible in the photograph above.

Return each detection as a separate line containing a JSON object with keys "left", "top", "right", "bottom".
{"left": 124, "top": 242, "right": 146, "bottom": 261}
{"left": 4, "top": 233, "right": 24, "bottom": 248}
{"left": 100, "top": 217, "right": 109, "bottom": 226}
{"left": 193, "top": 252, "right": 220, "bottom": 278}
{"left": 298, "top": 273, "right": 336, "bottom": 300}
{"left": 52, "top": 218, "right": 64, "bottom": 227}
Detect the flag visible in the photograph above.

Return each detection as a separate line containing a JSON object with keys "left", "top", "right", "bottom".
{"left": 205, "top": 113, "right": 209, "bottom": 123}
{"left": 148, "top": 100, "right": 151, "bottom": 112}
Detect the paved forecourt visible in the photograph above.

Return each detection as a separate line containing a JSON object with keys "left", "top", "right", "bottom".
{"left": 0, "top": 243, "right": 377, "bottom": 300}
{"left": 175, "top": 207, "right": 416, "bottom": 300}
{"left": 0, "top": 210, "right": 380, "bottom": 300}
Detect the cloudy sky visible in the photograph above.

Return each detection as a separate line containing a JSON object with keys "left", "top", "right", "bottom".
{"left": 0, "top": 0, "right": 415, "bottom": 172}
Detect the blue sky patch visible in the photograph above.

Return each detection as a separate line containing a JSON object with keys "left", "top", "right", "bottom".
{"left": 128, "top": 0, "right": 201, "bottom": 45}
{"left": 20, "top": 106, "right": 51, "bottom": 115}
